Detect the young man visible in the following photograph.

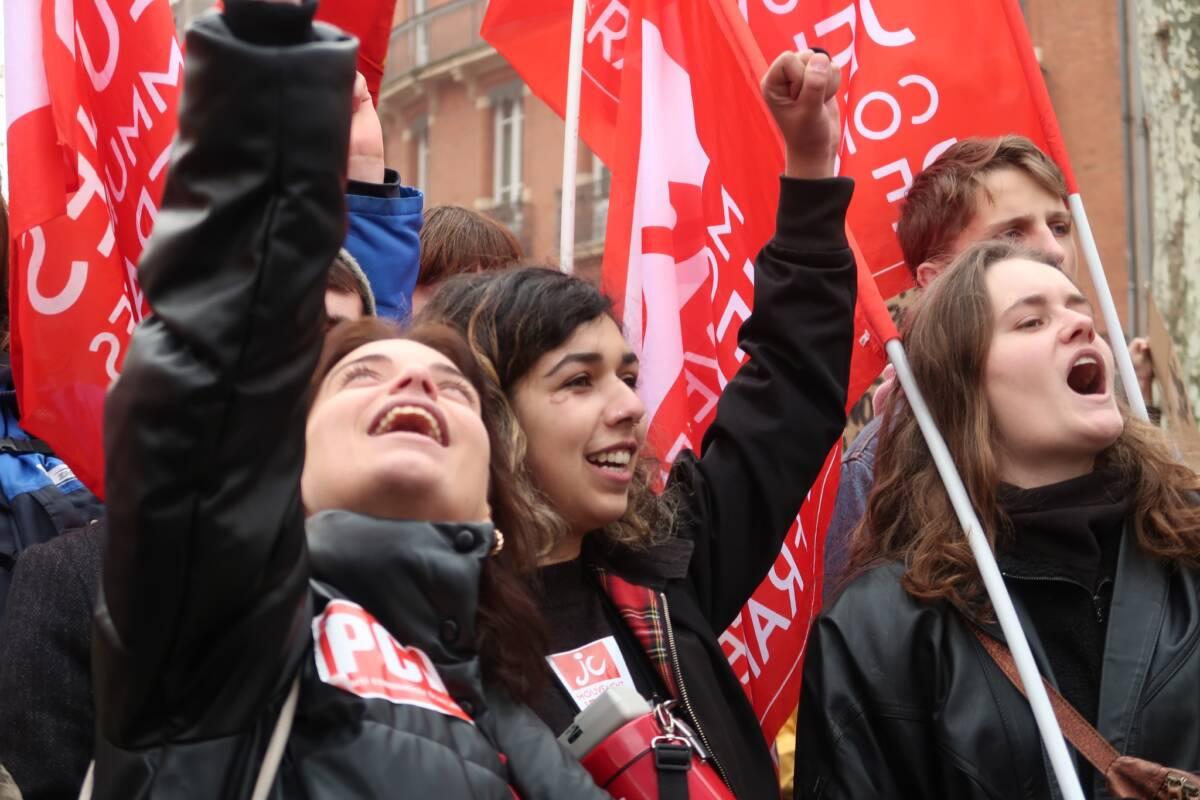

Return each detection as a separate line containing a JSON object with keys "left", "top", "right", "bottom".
{"left": 822, "top": 135, "right": 1152, "bottom": 599}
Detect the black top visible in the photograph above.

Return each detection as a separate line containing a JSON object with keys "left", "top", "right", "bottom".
{"left": 532, "top": 559, "right": 664, "bottom": 734}
{"left": 531, "top": 175, "right": 858, "bottom": 800}
{"left": 997, "top": 467, "right": 1129, "bottom": 729}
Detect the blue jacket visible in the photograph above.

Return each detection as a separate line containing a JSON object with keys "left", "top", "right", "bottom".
{"left": 345, "top": 170, "right": 423, "bottom": 321}
{"left": 0, "top": 358, "right": 104, "bottom": 622}
{"left": 822, "top": 413, "right": 880, "bottom": 605}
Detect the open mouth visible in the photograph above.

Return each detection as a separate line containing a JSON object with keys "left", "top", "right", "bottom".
{"left": 586, "top": 445, "right": 636, "bottom": 473}
{"left": 1066, "top": 353, "right": 1105, "bottom": 396}
{"left": 370, "top": 403, "right": 447, "bottom": 446}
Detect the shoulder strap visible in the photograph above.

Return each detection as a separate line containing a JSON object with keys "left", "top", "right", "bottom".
{"left": 971, "top": 627, "right": 1120, "bottom": 775}
{"left": 77, "top": 673, "right": 301, "bottom": 800}
{"left": 251, "top": 672, "right": 301, "bottom": 800}
{"left": 0, "top": 438, "right": 54, "bottom": 456}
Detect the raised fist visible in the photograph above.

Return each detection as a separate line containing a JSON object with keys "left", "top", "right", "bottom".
{"left": 760, "top": 50, "right": 841, "bottom": 180}
{"left": 347, "top": 72, "right": 386, "bottom": 184}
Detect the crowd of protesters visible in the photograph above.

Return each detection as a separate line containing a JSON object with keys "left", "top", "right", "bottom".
{"left": 0, "top": 0, "right": 1197, "bottom": 799}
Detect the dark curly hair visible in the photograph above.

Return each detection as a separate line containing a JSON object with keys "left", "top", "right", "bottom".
{"left": 419, "top": 267, "right": 676, "bottom": 558}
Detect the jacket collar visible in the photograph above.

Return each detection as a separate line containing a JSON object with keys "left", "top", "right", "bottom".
{"left": 977, "top": 518, "right": 1171, "bottom": 786}
{"left": 582, "top": 534, "right": 693, "bottom": 589}
{"left": 1095, "top": 524, "right": 1170, "bottom": 748}
{"left": 305, "top": 511, "right": 496, "bottom": 704}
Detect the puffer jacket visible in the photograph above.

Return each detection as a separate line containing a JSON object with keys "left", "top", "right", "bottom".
{"left": 796, "top": 529, "right": 1200, "bottom": 799}
{"left": 92, "top": 9, "right": 604, "bottom": 799}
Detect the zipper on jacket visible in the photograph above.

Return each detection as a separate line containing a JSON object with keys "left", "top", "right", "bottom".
{"left": 1091, "top": 577, "right": 1113, "bottom": 624}
{"left": 1002, "top": 572, "right": 1112, "bottom": 624}
{"left": 659, "top": 591, "right": 731, "bottom": 789}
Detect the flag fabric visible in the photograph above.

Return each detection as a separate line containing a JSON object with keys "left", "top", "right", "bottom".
{"left": 483, "top": 0, "right": 894, "bottom": 741}
{"left": 3, "top": 0, "right": 400, "bottom": 497}
{"left": 315, "top": 0, "right": 400, "bottom": 104}
{"left": 5, "top": 0, "right": 183, "bottom": 495}
{"left": 740, "top": 0, "right": 1078, "bottom": 299}
{"left": 482, "top": 0, "right": 1084, "bottom": 741}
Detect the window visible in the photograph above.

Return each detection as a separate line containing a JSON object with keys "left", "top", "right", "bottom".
{"left": 591, "top": 156, "right": 610, "bottom": 241}
{"left": 416, "top": 125, "right": 430, "bottom": 192}
{"left": 492, "top": 94, "right": 524, "bottom": 206}
{"left": 407, "top": 116, "right": 431, "bottom": 193}
{"left": 413, "top": 0, "right": 429, "bottom": 67}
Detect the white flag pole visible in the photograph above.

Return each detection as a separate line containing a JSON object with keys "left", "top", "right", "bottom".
{"left": 886, "top": 338, "right": 1087, "bottom": 800}
{"left": 1069, "top": 194, "right": 1149, "bottom": 421}
{"left": 558, "top": 0, "right": 588, "bottom": 275}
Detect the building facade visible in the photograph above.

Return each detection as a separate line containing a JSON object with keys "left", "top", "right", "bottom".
{"left": 377, "top": 0, "right": 607, "bottom": 282}
{"left": 170, "top": 0, "right": 1148, "bottom": 331}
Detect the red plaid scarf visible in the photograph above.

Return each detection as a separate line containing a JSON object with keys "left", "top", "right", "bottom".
{"left": 593, "top": 568, "right": 680, "bottom": 700}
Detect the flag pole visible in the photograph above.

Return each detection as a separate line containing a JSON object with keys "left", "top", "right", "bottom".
{"left": 1069, "top": 195, "right": 1149, "bottom": 421}
{"left": 998, "top": 0, "right": 1148, "bottom": 422}
{"left": 558, "top": 0, "right": 588, "bottom": 275}
{"left": 886, "top": 338, "right": 1087, "bottom": 800}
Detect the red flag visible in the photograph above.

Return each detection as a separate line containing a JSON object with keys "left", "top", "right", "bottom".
{"left": 483, "top": 0, "right": 626, "bottom": 165}
{"left": 484, "top": 0, "right": 895, "bottom": 741}
{"left": 6, "top": 0, "right": 183, "bottom": 495}
{"left": 740, "top": 0, "right": 1078, "bottom": 299}
{"left": 316, "top": 0, "right": 400, "bottom": 104}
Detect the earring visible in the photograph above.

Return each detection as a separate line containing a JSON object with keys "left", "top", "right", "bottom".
{"left": 490, "top": 529, "right": 505, "bottom": 556}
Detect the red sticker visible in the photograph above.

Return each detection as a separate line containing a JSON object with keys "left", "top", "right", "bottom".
{"left": 313, "top": 599, "right": 472, "bottom": 723}
{"left": 547, "top": 636, "right": 635, "bottom": 711}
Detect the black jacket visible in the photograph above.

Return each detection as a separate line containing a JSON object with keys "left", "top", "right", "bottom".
{"left": 581, "top": 177, "right": 856, "bottom": 799}
{"left": 93, "top": 11, "right": 603, "bottom": 799}
{"left": 0, "top": 524, "right": 101, "bottom": 800}
{"left": 796, "top": 528, "right": 1200, "bottom": 799}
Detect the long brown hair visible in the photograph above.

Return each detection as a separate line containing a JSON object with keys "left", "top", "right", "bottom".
{"left": 855, "top": 240, "right": 1200, "bottom": 616}
{"left": 419, "top": 267, "right": 675, "bottom": 556}
{"left": 310, "top": 318, "right": 547, "bottom": 700}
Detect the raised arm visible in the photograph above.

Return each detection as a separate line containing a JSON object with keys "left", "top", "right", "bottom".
{"left": 95, "top": 3, "right": 356, "bottom": 747}
{"left": 344, "top": 70, "right": 424, "bottom": 320}
{"left": 677, "top": 50, "right": 855, "bottom": 627}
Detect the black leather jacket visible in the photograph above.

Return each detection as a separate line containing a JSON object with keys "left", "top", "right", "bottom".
{"left": 93, "top": 12, "right": 603, "bottom": 799}
{"left": 796, "top": 529, "right": 1200, "bottom": 799}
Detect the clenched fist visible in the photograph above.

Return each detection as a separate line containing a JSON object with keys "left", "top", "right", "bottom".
{"left": 761, "top": 50, "right": 842, "bottom": 180}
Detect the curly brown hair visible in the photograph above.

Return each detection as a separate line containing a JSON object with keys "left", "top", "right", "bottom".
{"left": 853, "top": 240, "right": 1200, "bottom": 616}
{"left": 309, "top": 318, "right": 547, "bottom": 701}
{"left": 418, "top": 267, "right": 676, "bottom": 558}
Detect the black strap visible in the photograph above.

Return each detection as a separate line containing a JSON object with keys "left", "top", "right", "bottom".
{"left": 0, "top": 437, "right": 54, "bottom": 455}
{"left": 654, "top": 740, "right": 691, "bottom": 800}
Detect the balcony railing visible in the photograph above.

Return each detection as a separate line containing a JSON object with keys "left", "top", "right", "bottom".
{"left": 483, "top": 198, "right": 533, "bottom": 256}
{"left": 557, "top": 182, "right": 611, "bottom": 254}
{"left": 384, "top": 0, "right": 489, "bottom": 87}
